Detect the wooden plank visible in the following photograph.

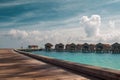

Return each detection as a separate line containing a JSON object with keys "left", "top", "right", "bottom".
{"left": 0, "top": 49, "right": 98, "bottom": 80}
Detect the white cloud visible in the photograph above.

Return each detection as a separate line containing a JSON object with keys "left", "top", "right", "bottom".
{"left": 80, "top": 15, "right": 101, "bottom": 37}
{"left": 79, "top": 14, "right": 120, "bottom": 43}
{"left": 3, "top": 14, "right": 120, "bottom": 47}
{"left": 1, "top": 14, "right": 120, "bottom": 48}
{"left": 9, "top": 29, "right": 28, "bottom": 39}
{"left": 97, "top": 30, "right": 120, "bottom": 43}
{"left": 109, "top": 20, "right": 115, "bottom": 29}
{"left": 6, "top": 28, "right": 85, "bottom": 46}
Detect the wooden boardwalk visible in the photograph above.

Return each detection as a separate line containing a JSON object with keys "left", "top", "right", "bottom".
{"left": 0, "top": 49, "right": 99, "bottom": 80}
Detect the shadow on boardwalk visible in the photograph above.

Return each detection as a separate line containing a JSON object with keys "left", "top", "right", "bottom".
{"left": 0, "top": 49, "right": 99, "bottom": 80}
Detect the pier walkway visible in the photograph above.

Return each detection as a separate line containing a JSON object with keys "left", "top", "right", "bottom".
{"left": 0, "top": 49, "right": 99, "bottom": 80}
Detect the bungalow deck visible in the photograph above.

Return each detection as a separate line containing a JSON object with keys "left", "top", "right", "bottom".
{"left": 0, "top": 49, "right": 99, "bottom": 80}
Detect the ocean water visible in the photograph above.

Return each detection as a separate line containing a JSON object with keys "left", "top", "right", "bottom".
{"left": 32, "top": 51, "right": 120, "bottom": 70}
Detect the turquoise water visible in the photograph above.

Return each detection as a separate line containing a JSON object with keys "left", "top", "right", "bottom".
{"left": 32, "top": 51, "right": 120, "bottom": 70}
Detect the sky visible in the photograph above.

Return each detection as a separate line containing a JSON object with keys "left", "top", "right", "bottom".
{"left": 0, "top": 0, "right": 120, "bottom": 48}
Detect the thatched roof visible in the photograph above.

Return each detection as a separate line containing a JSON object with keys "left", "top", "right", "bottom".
{"left": 45, "top": 43, "right": 53, "bottom": 47}
{"left": 95, "top": 43, "right": 103, "bottom": 47}
{"left": 112, "top": 42, "right": 120, "bottom": 47}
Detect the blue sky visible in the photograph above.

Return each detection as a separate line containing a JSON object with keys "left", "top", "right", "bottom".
{"left": 0, "top": 0, "right": 120, "bottom": 48}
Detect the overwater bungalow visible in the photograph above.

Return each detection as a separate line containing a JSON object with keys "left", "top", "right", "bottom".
{"left": 69, "top": 43, "right": 77, "bottom": 52}
{"left": 111, "top": 42, "right": 120, "bottom": 53}
{"left": 28, "top": 45, "right": 38, "bottom": 49}
{"left": 55, "top": 43, "right": 64, "bottom": 51}
{"left": 65, "top": 44, "right": 70, "bottom": 51}
{"left": 89, "top": 44, "right": 95, "bottom": 53}
{"left": 103, "top": 44, "right": 111, "bottom": 53}
{"left": 65, "top": 43, "right": 76, "bottom": 52}
{"left": 82, "top": 43, "right": 89, "bottom": 53}
{"left": 45, "top": 43, "right": 53, "bottom": 51}
{"left": 76, "top": 44, "right": 82, "bottom": 52}
{"left": 95, "top": 43, "right": 104, "bottom": 53}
